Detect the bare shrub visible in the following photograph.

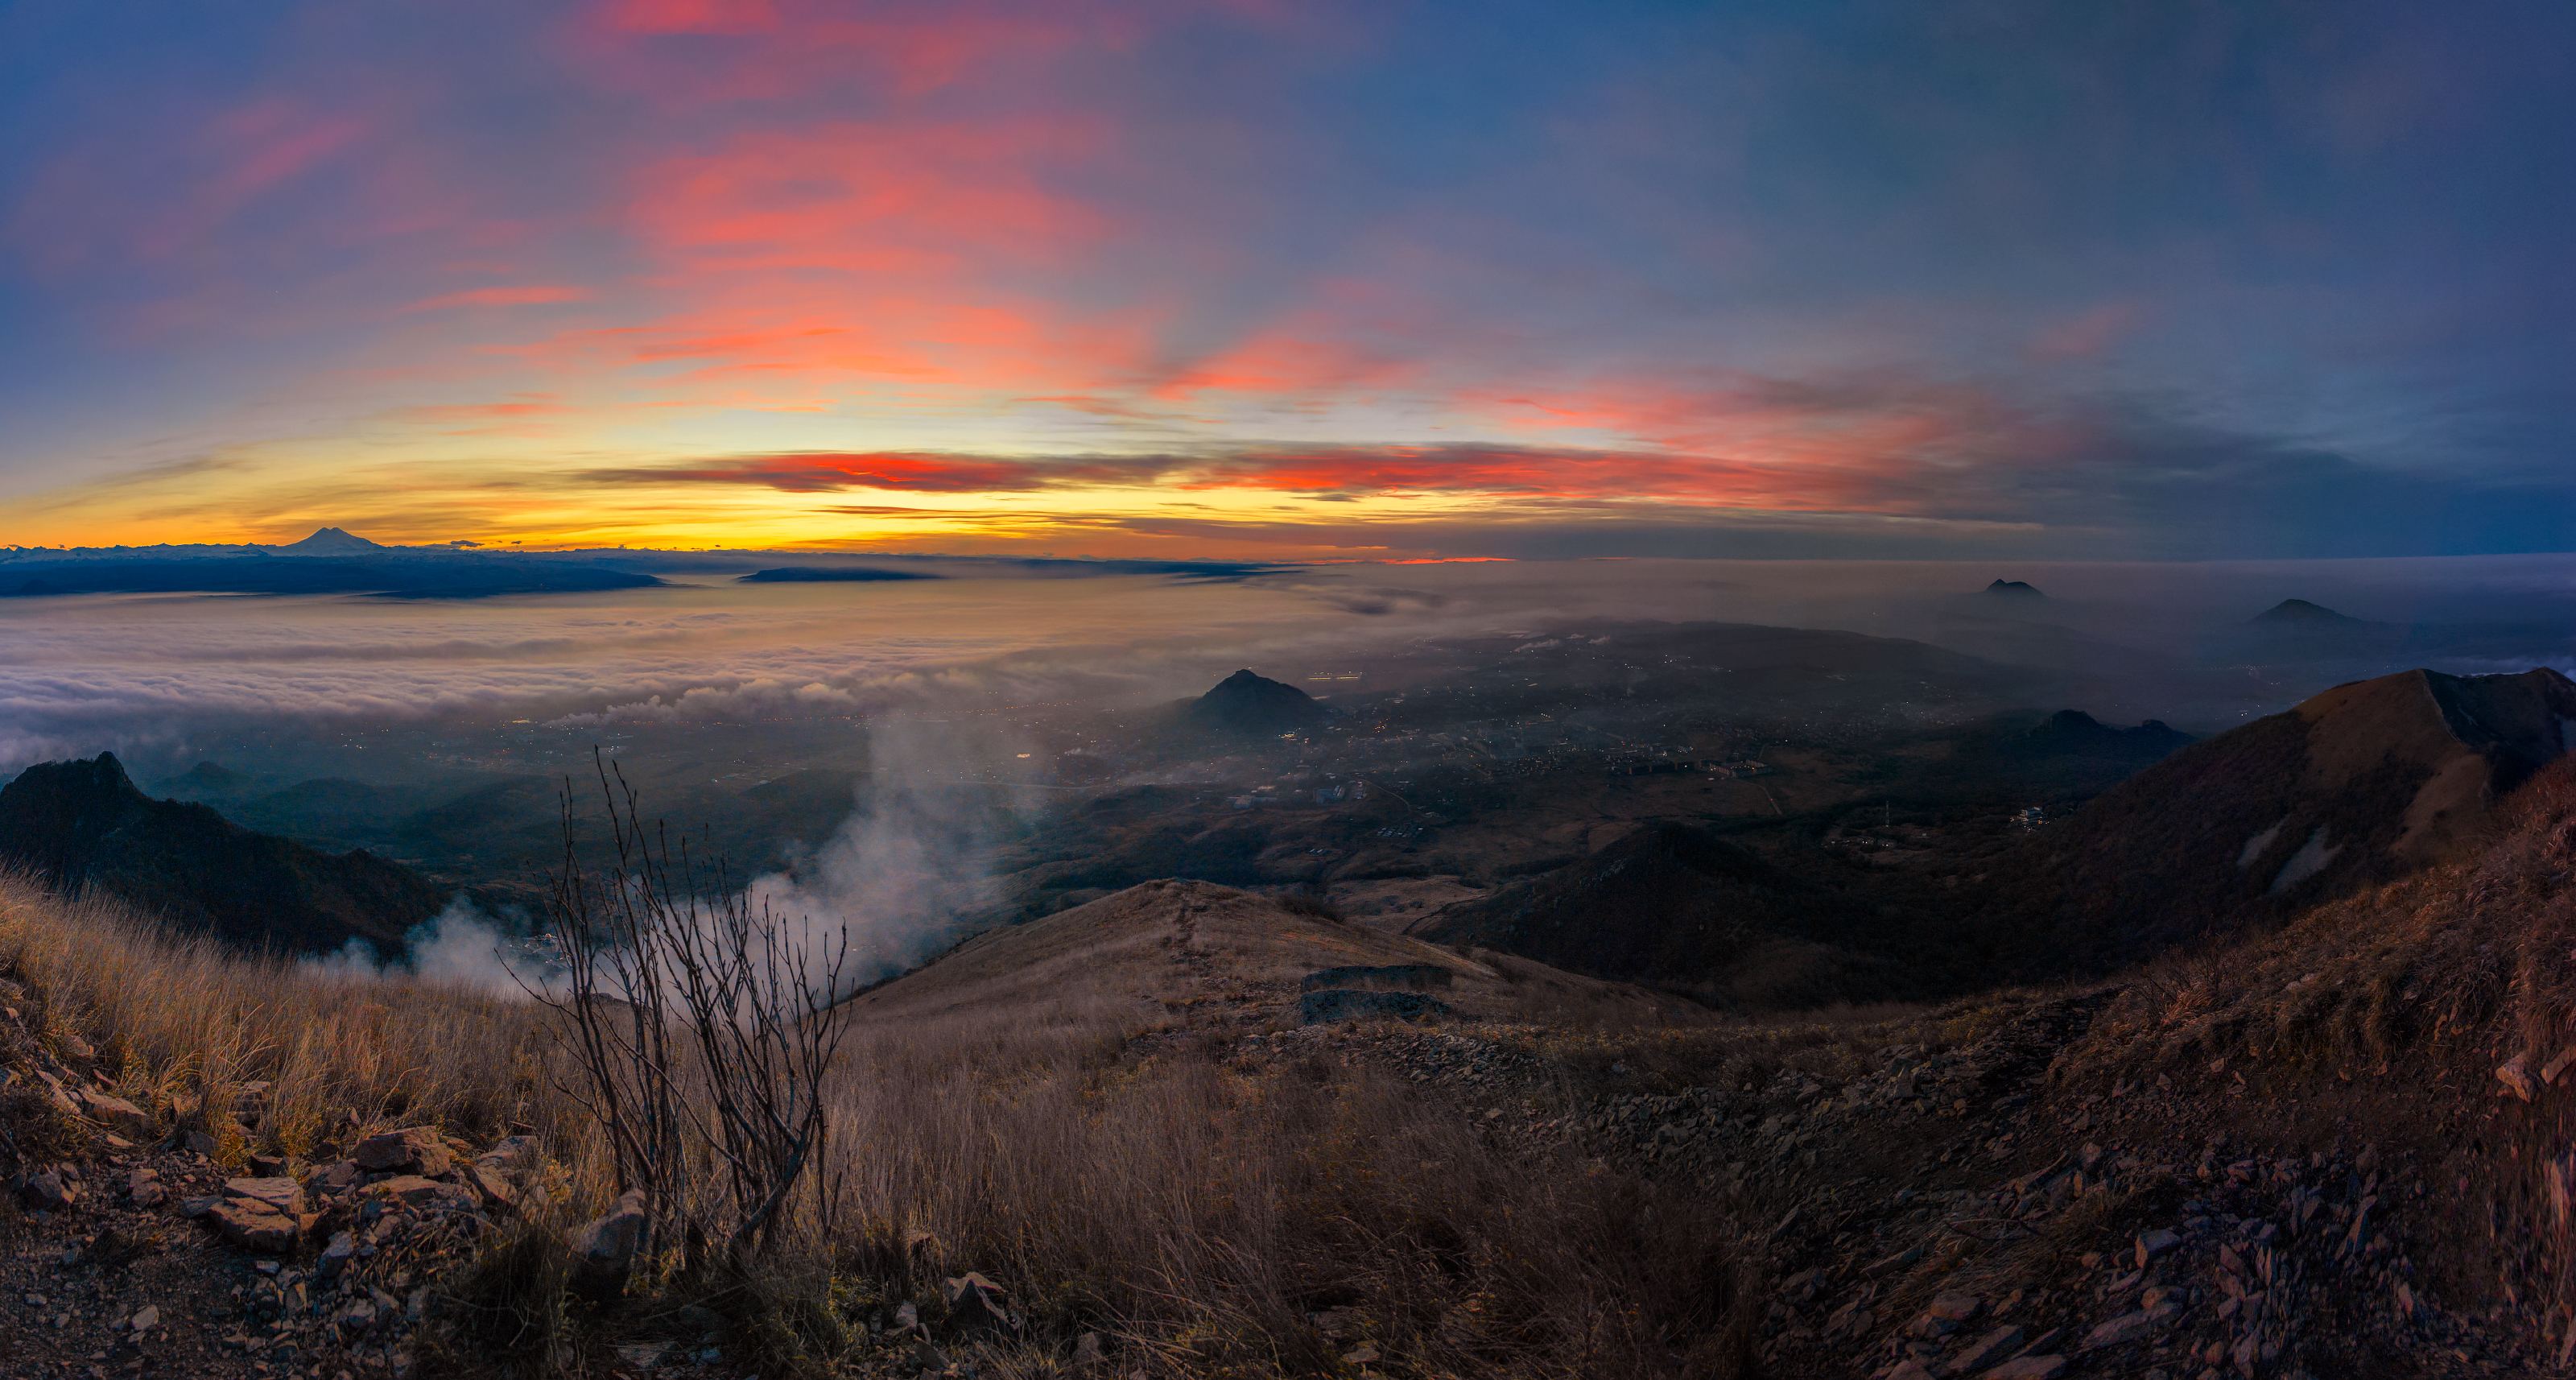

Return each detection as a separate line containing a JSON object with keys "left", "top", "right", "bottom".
{"left": 538, "top": 762, "right": 849, "bottom": 1283}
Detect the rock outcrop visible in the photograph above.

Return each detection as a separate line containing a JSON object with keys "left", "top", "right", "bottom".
{"left": 571, "top": 1188, "right": 650, "bottom": 1299}
{"left": 352, "top": 1126, "right": 455, "bottom": 1177}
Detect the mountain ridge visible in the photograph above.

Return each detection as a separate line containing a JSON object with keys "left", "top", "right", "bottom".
{"left": 0, "top": 753, "right": 447, "bottom": 954}
{"left": 2008, "top": 664, "right": 2576, "bottom": 963}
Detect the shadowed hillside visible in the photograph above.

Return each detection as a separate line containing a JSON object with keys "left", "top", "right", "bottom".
{"left": 2010, "top": 666, "right": 2576, "bottom": 965}
{"left": 0, "top": 753, "right": 445, "bottom": 954}
{"left": 1414, "top": 820, "right": 1961, "bottom": 1007}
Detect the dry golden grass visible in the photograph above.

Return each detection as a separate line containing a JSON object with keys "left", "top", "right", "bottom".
{"left": 791, "top": 1009, "right": 1750, "bottom": 1378}
{"left": 770, "top": 881, "right": 1755, "bottom": 1378}
{"left": 0, "top": 870, "right": 560, "bottom": 1163}
{"left": 0, "top": 870, "right": 1757, "bottom": 1379}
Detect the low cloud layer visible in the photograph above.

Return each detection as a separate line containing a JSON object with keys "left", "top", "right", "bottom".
{"left": 4, "top": 555, "right": 2574, "bottom": 779}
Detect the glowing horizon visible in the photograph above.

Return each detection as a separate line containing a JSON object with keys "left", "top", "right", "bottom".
{"left": 4, "top": 2, "right": 2571, "bottom": 560}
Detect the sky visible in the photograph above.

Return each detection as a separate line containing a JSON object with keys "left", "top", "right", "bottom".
{"left": 2, "top": 0, "right": 2571, "bottom": 562}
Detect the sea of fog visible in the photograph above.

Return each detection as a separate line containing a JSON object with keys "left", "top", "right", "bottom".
{"left": 4, "top": 553, "right": 2574, "bottom": 775}
{"left": 6, "top": 551, "right": 2569, "bottom": 993}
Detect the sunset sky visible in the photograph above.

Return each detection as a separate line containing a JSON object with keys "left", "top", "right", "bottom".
{"left": 2, "top": 1, "right": 2570, "bottom": 561}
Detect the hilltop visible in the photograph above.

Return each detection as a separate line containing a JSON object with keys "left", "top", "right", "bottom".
{"left": 2249, "top": 597, "right": 2363, "bottom": 627}
{"left": 0, "top": 870, "right": 1752, "bottom": 1379}
{"left": 1179, "top": 667, "right": 1331, "bottom": 737}
{"left": 11, "top": 773, "right": 2576, "bottom": 1378}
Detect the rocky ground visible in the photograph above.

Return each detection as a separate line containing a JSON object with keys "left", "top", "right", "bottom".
{"left": 10, "top": 928, "right": 2544, "bottom": 1380}
{"left": 1225, "top": 990, "right": 2535, "bottom": 1380}
{"left": 2, "top": 1071, "right": 530, "bottom": 1377}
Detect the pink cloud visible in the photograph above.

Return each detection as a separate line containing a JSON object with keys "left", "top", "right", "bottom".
{"left": 2031, "top": 302, "right": 2145, "bottom": 362}
{"left": 400, "top": 285, "right": 594, "bottom": 312}
{"left": 600, "top": 0, "right": 780, "bottom": 35}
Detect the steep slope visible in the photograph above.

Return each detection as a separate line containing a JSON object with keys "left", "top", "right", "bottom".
{"left": 0, "top": 753, "right": 445, "bottom": 954}
{"left": 2017, "top": 665, "right": 2576, "bottom": 961}
{"left": 1414, "top": 821, "right": 1954, "bottom": 1007}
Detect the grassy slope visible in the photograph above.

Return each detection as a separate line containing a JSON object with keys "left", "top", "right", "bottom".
{"left": 0, "top": 871, "right": 1759, "bottom": 1379}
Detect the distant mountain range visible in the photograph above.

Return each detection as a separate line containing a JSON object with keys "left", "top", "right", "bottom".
{"left": 0, "top": 527, "right": 663, "bottom": 599}
{"left": 1382, "top": 667, "right": 2574, "bottom": 1000}
{"left": 0, "top": 753, "right": 448, "bottom": 954}
{"left": 0, "top": 528, "right": 1296, "bottom": 590}
{"left": 2192, "top": 602, "right": 2575, "bottom": 675}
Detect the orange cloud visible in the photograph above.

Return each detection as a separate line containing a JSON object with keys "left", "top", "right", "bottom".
{"left": 588, "top": 450, "right": 1172, "bottom": 493}
{"left": 571, "top": 431, "right": 1989, "bottom": 515}
{"left": 481, "top": 110, "right": 1164, "bottom": 403}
